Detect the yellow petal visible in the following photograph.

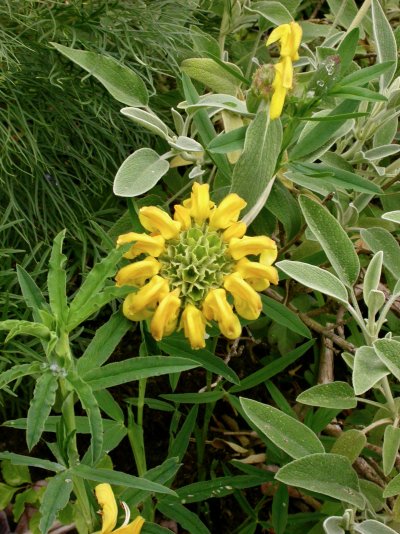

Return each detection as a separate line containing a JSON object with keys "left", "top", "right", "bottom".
{"left": 115, "top": 257, "right": 161, "bottom": 287}
{"left": 180, "top": 304, "right": 206, "bottom": 349}
{"left": 123, "top": 294, "right": 154, "bottom": 321}
{"left": 114, "top": 516, "right": 145, "bottom": 534}
{"left": 222, "top": 221, "right": 247, "bottom": 242}
{"left": 246, "top": 277, "right": 270, "bottom": 291}
{"left": 209, "top": 193, "right": 247, "bottom": 230}
{"left": 266, "top": 24, "right": 290, "bottom": 46}
{"left": 260, "top": 245, "right": 278, "bottom": 266}
{"left": 224, "top": 273, "right": 262, "bottom": 320}
{"left": 150, "top": 289, "right": 181, "bottom": 341}
{"left": 95, "top": 484, "right": 118, "bottom": 534}
{"left": 174, "top": 204, "right": 192, "bottom": 230}
{"left": 228, "top": 236, "right": 277, "bottom": 260}
{"left": 139, "top": 206, "right": 181, "bottom": 240}
{"left": 117, "top": 233, "right": 165, "bottom": 259}
{"left": 290, "top": 21, "right": 302, "bottom": 60}
{"left": 183, "top": 183, "right": 213, "bottom": 223}
{"left": 270, "top": 86, "right": 286, "bottom": 120}
{"left": 203, "top": 289, "right": 242, "bottom": 339}
{"left": 122, "top": 276, "right": 169, "bottom": 321}
{"left": 280, "top": 56, "right": 293, "bottom": 89}
{"left": 235, "top": 258, "right": 279, "bottom": 288}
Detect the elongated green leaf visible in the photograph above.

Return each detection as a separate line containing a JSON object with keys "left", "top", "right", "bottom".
{"left": 78, "top": 311, "right": 131, "bottom": 375}
{"left": 84, "top": 356, "right": 200, "bottom": 390}
{"left": 383, "top": 425, "right": 400, "bottom": 476}
{"left": 231, "top": 110, "right": 282, "bottom": 214}
{"left": 330, "top": 429, "right": 366, "bottom": 463}
{"left": 27, "top": 371, "right": 58, "bottom": 450}
{"left": 363, "top": 251, "right": 383, "bottom": 307}
{"left": 299, "top": 195, "right": 360, "bottom": 287}
{"left": 374, "top": 339, "right": 400, "bottom": 382}
{"left": 168, "top": 406, "right": 198, "bottom": 463}
{"left": 261, "top": 295, "right": 311, "bottom": 338}
{"left": 277, "top": 260, "right": 349, "bottom": 303}
{"left": 323, "top": 516, "right": 346, "bottom": 534}
{"left": 207, "top": 126, "right": 247, "bottom": 154}
{"left": 178, "top": 94, "right": 250, "bottom": 116}
{"left": 355, "top": 520, "right": 398, "bottom": 534}
{"left": 382, "top": 211, "right": 400, "bottom": 224}
{"left": 230, "top": 339, "right": 314, "bottom": 393}
{"left": 337, "top": 28, "right": 359, "bottom": 75}
{"left": 353, "top": 346, "right": 389, "bottom": 395}
{"left": 94, "top": 390, "right": 125, "bottom": 422}
{"left": 157, "top": 501, "right": 211, "bottom": 534}
{"left": 361, "top": 227, "right": 400, "bottom": 279}
{"left": 0, "top": 320, "right": 52, "bottom": 342}
{"left": 272, "top": 483, "right": 289, "bottom": 534}
{"left": 181, "top": 58, "right": 242, "bottom": 95}
{"left": 47, "top": 230, "right": 68, "bottom": 326}
{"left": 16, "top": 265, "right": 48, "bottom": 322}
{"left": 365, "top": 145, "right": 400, "bottom": 161}
{"left": 66, "top": 371, "right": 103, "bottom": 464}
{"left": 159, "top": 339, "right": 240, "bottom": 385}
{"left": 113, "top": 148, "right": 170, "bottom": 198}
{"left": 0, "top": 452, "right": 64, "bottom": 472}
{"left": 161, "top": 391, "right": 223, "bottom": 404}
{"left": 39, "top": 471, "right": 73, "bottom": 534}
{"left": 5, "top": 416, "right": 122, "bottom": 434}
{"left": 51, "top": 43, "right": 148, "bottom": 106}
{"left": 247, "top": 1, "right": 292, "bottom": 25}
{"left": 240, "top": 398, "right": 324, "bottom": 459}
{"left": 120, "top": 108, "right": 170, "bottom": 139}
{"left": 276, "top": 453, "right": 365, "bottom": 508}
{"left": 371, "top": 0, "right": 398, "bottom": 90}
{"left": 383, "top": 473, "right": 400, "bottom": 497}
{"left": 330, "top": 86, "right": 387, "bottom": 102}
{"left": 297, "top": 382, "right": 356, "bottom": 409}
{"left": 340, "top": 61, "right": 395, "bottom": 87}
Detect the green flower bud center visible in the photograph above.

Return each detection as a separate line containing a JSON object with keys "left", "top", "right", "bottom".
{"left": 159, "top": 225, "right": 234, "bottom": 305}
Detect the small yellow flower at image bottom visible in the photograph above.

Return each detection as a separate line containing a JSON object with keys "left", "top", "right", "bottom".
{"left": 94, "top": 483, "right": 144, "bottom": 534}
{"left": 116, "top": 183, "right": 278, "bottom": 350}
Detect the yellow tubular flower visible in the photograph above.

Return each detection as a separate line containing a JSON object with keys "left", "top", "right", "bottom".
{"left": 181, "top": 304, "right": 207, "bottom": 349}
{"left": 139, "top": 206, "right": 181, "bottom": 240}
{"left": 203, "top": 289, "right": 242, "bottom": 340}
{"left": 266, "top": 21, "right": 302, "bottom": 61}
{"left": 116, "top": 182, "right": 278, "bottom": 349}
{"left": 150, "top": 289, "right": 181, "bottom": 341}
{"left": 224, "top": 273, "right": 262, "bottom": 320}
{"left": 228, "top": 235, "right": 277, "bottom": 260}
{"left": 209, "top": 194, "right": 247, "bottom": 230}
{"left": 270, "top": 62, "right": 287, "bottom": 120}
{"left": 95, "top": 483, "right": 144, "bottom": 534}
{"left": 115, "top": 257, "right": 161, "bottom": 287}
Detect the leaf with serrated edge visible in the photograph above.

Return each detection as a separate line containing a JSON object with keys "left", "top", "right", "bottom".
{"left": 39, "top": 472, "right": 73, "bottom": 534}
{"left": 27, "top": 372, "right": 58, "bottom": 450}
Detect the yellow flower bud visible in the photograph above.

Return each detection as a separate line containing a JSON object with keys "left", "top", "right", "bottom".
{"left": 95, "top": 483, "right": 118, "bottom": 533}
{"left": 224, "top": 272, "right": 262, "bottom": 320}
{"left": 122, "top": 276, "right": 169, "bottom": 321}
{"left": 150, "top": 289, "right": 181, "bottom": 341}
{"left": 173, "top": 204, "right": 192, "bottom": 230}
{"left": 117, "top": 233, "right": 165, "bottom": 259}
{"left": 228, "top": 235, "right": 277, "bottom": 260}
{"left": 203, "top": 289, "right": 242, "bottom": 339}
{"left": 222, "top": 221, "right": 247, "bottom": 242}
{"left": 139, "top": 206, "right": 181, "bottom": 240}
{"left": 183, "top": 182, "right": 213, "bottom": 223}
{"left": 180, "top": 304, "right": 207, "bottom": 349}
{"left": 115, "top": 257, "right": 161, "bottom": 287}
{"left": 209, "top": 194, "right": 247, "bottom": 230}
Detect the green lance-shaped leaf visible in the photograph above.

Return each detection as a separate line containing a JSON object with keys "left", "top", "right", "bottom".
{"left": 374, "top": 338, "right": 400, "bottom": 382}
{"left": 337, "top": 28, "right": 359, "bottom": 75}
{"left": 16, "top": 265, "right": 49, "bottom": 323}
{"left": 371, "top": 0, "right": 398, "bottom": 90}
{"left": 113, "top": 148, "right": 170, "bottom": 198}
{"left": 240, "top": 397, "right": 324, "bottom": 459}
{"left": 361, "top": 227, "right": 400, "bottom": 280}
{"left": 299, "top": 195, "right": 360, "bottom": 287}
{"left": 354, "top": 521, "right": 398, "bottom": 534}
{"left": 0, "top": 363, "right": 42, "bottom": 393}
{"left": 120, "top": 108, "right": 170, "bottom": 139}
{"left": 339, "top": 61, "right": 395, "bottom": 88}
{"left": 181, "top": 58, "right": 243, "bottom": 95}
{"left": 27, "top": 371, "right": 58, "bottom": 450}
{"left": 261, "top": 295, "right": 312, "bottom": 338}
{"left": 353, "top": 346, "right": 389, "bottom": 395}
{"left": 297, "top": 382, "right": 357, "bottom": 409}
{"left": 65, "top": 371, "right": 103, "bottom": 464}
{"left": 276, "top": 260, "right": 349, "bottom": 304}
{"left": 39, "top": 471, "right": 73, "bottom": 534}
{"left": 330, "top": 429, "right": 366, "bottom": 463}
{"left": 51, "top": 43, "right": 148, "bottom": 106}
{"left": 230, "top": 110, "right": 282, "bottom": 215}
{"left": 275, "top": 453, "right": 365, "bottom": 509}
{"left": 383, "top": 425, "right": 400, "bottom": 476}
{"left": 272, "top": 483, "right": 289, "bottom": 534}
{"left": 1, "top": 460, "right": 31, "bottom": 486}
{"left": 382, "top": 211, "right": 400, "bottom": 224}
{"left": 207, "top": 125, "right": 247, "bottom": 154}
{"left": 47, "top": 230, "right": 68, "bottom": 326}
{"left": 157, "top": 501, "right": 211, "bottom": 534}
{"left": 0, "top": 320, "right": 52, "bottom": 343}
{"left": 383, "top": 472, "right": 400, "bottom": 498}
{"left": 0, "top": 452, "right": 65, "bottom": 472}
{"left": 247, "top": 1, "right": 293, "bottom": 25}
{"left": 363, "top": 251, "right": 383, "bottom": 307}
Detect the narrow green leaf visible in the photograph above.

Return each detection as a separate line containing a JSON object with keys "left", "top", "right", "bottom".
{"left": 0, "top": 452, "right": 64, "bottom": 472}
{"left": 299, "top": 195, "right": 360, "bottom": 287}
{"left": 120, "top": 108, "right": 170, "bottom": 139}
{"left": 340, "top": 61, "right": 395, "bottom": 87}
{"left": 0, "top": 320, "right": 52, "bottom": 343}
{"left": 113, "top": 148, "right": 170, "bottom": 198}
{"left": 47, "top": 230, "right": 68, "bottom": 326}
{"left": 168, "top": 406, "right": 198, "bottom": 463}
{"left": 27, "top": 372, "right": 58, "bottom": 450}
{"left": 330, "top": 429, "right": 366, "bottom": 463}
{"left": 383, "top": 473, "right": 400, "bottom": 497}
{"left": 157, "top": 501, "right": 211, "bottom": 534}
{"left": 371, "top": 0, "right": 398, "bottom": 90}
{"left": 330, "top": 86, "right": 387, "bottom": 102}
{"left": 297, "top": 382, "right": 357, "bottom": 409}
{"left": 276, "top": 260, "right": 349, "bottom": 303}
{"left": 16, "top": 265, "right": 48, "bottom": 323}
{"left": 383, "top": 425, "right": 400, "bottom": 476}
{"left": 94, "top": 390, "right": 124, "bottom": 422}
{"left": 3, "top": 416, "right": 122, "bottom": 434}
{"left": 240, "top": 398, "right": 324, "bottom": 459}
{"left": 207, "top": 126, "right": 247, "bottom": 154}
{"left": 161, "top": 391, "right": 223, "bottom": 404}
{"left": 266, "top": 180, "right": 302, "bottom": 241}
{"left": 181, "top": 58, "right": 242, "bottom": 95}
{"left": 247, "top": 1, "right": 293, "bottom": 25}
{"left": 364, "top": 145, "right": 400, "bottom": 161}
{"left": 272, "top": 483, "right": 289, "bottom": 534}
{"left": 178, "top": 94, "right": 250, "bottom": 116}
{"left": 374, "top": 339, "right": 400, "bottom": 382}
{"left": 355, "top": 520, "right": 398, "bottom": 534}
{"left": 84, "top": 356, "right": 200, "bottom": 390}
{"left": 353, "top": 346, "right": 389, "bottom": 395}
{"left": 51, "top": 43, "right": 148, "bottom": 106}
{"left": 261, "top": 295, "right": 311, "bottom": 338}
{"left": 275, "top": 453, "right": 365, "bottom": 508}
{"left": 337, "top": 28, "right": 359, "bottom": 75}
{"left": 66, "top": 371, "right": 103, "bottom": 464}
{"left": 363, "top": 251, "right": 383, "bottom": 307}
{"left": 39, "top": 471, "right": 73, "bottom": 534}
{"left": 361, "top": 227, "right": 400, "bottom": 279}
{"left": 382, "top": 211, "right": 400, "bottom": 224}
{"left": 230, "top": 110, "right": 282, "bottom": 214}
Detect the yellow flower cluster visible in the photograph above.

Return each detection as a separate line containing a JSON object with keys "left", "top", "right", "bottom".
{"left": 266, "top": 21, "right": 302, "bottom": 119}
{"left": 95, "top": 483, "right": 144, "bottom": 534}
{"left": 116, "top": 183, "right": 278, "bottom": 350}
